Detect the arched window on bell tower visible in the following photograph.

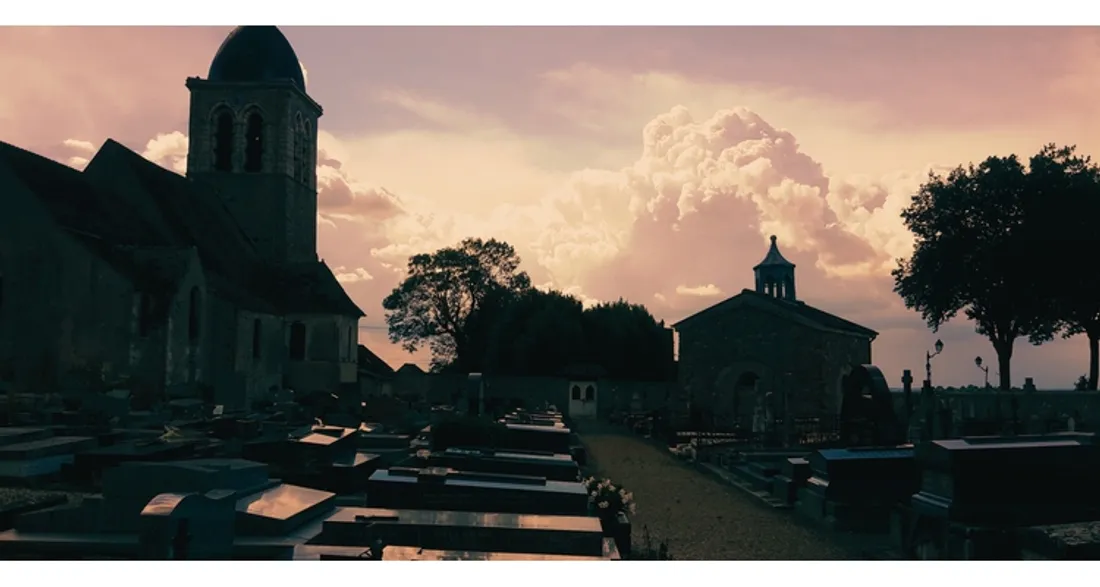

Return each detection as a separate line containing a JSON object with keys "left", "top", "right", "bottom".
{"left": 213, "top": 109, "right": 234, "bottom": 172}
{"left": 244, "top": 111, "right": 264, "bottom": 173}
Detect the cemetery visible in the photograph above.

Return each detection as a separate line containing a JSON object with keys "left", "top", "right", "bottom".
{"left": 7, "top": 356, "right": 1100, "bottom": 560}
{"left": 641, "top": 362, "right": 1100, "bottom": 560}
{"left": 0, "top": 375, "right": 632, "bottom": 560}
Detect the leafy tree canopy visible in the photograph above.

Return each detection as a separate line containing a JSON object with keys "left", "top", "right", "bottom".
{"left": 892, "top": 144, "right": 1092, "bottom": 390}
{"left": 384, "top": 239, "right": 673, "bottom": 380}
{"left": 382, "top": 238, "right": 531, "bottom": 372}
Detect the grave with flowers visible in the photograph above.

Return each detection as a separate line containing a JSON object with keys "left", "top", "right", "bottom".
{"left": 583, "top": 476, "right": 634, "bottom": 558}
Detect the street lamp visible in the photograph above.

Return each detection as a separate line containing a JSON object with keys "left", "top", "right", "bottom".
{"left": 975, "top": 356, "right": 990, "bottom": 388}
{"left": 925, "top": 339, "right": 944, "bottom": 386}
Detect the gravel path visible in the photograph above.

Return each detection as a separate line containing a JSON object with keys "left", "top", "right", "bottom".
{"left": 580, "top": 430, "right": 860, "bottom": 560}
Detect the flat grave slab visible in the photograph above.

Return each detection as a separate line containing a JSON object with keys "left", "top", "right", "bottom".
{"left": 0, "top": 436, "right": 97, "bottom": 479}
{"left": 319, "top": 506, "right": 605, "bottom": 556}
{"left": 236, "top": 483, "right": 336, "bottom": 537}
{"left": 417, "top": 448, "right": 580, "bottom": 482}
{"left": 0, "top": 428, "right": 53, "bottom": 447}
{"left": 292, "top": 541, "right": 618, "bottom": 560}
{"left": 502, "top": 424, "right": 572, "bottom": 454}
{"left": 365, "top": 467, "right": 588, "bottom": 515}
{"left": 912, "top": 433, "right": 1100, "bottom": 525}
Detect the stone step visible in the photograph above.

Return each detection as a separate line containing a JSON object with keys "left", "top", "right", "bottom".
{"left": 698, "top": 463, "right": 790, "bottom": 510}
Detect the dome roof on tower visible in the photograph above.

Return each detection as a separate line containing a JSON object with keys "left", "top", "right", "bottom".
{"left": 207, "top": 26, "right": 306, "bottom": 91}
{"left": 753, "top": 235, "right": 795, "bottom": 270}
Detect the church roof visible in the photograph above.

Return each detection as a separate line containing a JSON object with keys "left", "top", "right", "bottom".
{"left": 0, "top": 141, "right": 157, "bottom": 245}
{"left": 753, "top": 235, "right": 795, "bottom": 270}
{"left": 0, "top": 138, "right": 363, "bottom": 319}
{"left": 208, "top": 26, "right": 306, "bottom": 91}
{"left": 672, "top": 288, "right": 877, "bottom": 339}
{"left": 358, "top": 344, "right": 395, "bottom": 378}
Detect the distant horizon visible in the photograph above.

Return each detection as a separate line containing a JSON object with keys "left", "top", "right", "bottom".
{"left": 5, "top": 26, "right": 1100, "bottom": 388}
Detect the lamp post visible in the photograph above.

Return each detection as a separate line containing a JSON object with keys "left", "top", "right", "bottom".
{"left": 925, "top": 339, "right": 944, "bottom": 386}
{"left": 974, "top": 356, "right": 990, "bottom": 388}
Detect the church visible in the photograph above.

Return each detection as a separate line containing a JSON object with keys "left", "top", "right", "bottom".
{"left": 673, "top": 235, "right": 877, "bottom": 431}
{"left": 0, "top": 26, "right": 364, "bottom": 409}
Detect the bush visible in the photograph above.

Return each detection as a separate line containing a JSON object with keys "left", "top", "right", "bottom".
{"left": 431, "top": 415, "right": 505, "bottom": 451}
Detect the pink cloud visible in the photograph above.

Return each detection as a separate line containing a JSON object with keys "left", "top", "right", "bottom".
{"left": 18, "top": 26, "right": 1099, "bottom": 387}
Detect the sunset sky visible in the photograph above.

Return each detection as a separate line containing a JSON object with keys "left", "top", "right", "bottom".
{"left": 3, "top": 26, "right": 1100, "bottom": 388}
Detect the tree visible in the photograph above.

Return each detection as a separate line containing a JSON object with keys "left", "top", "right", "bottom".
{"left": 1024, "top": 145, "right": 1100, "bottom": 389}
{"left": 582, "top": 299, "right": 674, "bottom": 381}
{"left": 382, "top": 238, "right": 531, "bottom": 372}
{"left": 477, "top": 288, "right": 586, "bottom": 377}
{"left": 893, "top": 151, "right": 1058, "bottom": 390}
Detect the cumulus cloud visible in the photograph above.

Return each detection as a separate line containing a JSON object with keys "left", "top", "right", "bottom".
{"left": 141, "top": 131, "right": 188, "bottom": 174}
{"left": 334, "top": 266, "right": 374, "bottom": 283}
{"left": 676, "top": 284, "right": 723, "bottom": 297}
{"left": 84, "top": 100, "right": 1057, "bottom": 385}
{"left": 63, "top": 139, "right": 96, "bottom": 154}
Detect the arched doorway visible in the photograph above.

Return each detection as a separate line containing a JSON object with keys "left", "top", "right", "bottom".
{"left": 733, "top": 372, "right": 759, "bottom": 428}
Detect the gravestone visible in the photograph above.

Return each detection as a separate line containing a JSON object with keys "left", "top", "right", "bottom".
{"left": 771, "top": 457, "right": 810, "bottom": 505}
{"left": 138, "top": 491, "right": 235, "bottom": 559}
{"left": 502, "top": 424, "right": 572, "bottom": 454}
{"left": 797, "top": 446, "right": 918, "bottom": 532}
{"left": 839, "top": 365, "right": 903, "bottom": 447}
{"left": 411, "top": 448, "right": 581, "bottom": 482}
{"left": 0, "top": 428, "right": 97, "bottom": 481}
{"left": 365, "top": 467, "right": 589, "bottom": 515}
{"left": 907, "top": 433, "right": 1100, "bottom": 559}
{"left": 467, "top": 374, "right": 484, "bottom": 417}
{"left": 319, "top": 507, "right": 605, "bottom": 557}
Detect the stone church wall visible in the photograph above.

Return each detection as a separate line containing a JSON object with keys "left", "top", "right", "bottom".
{"left": 676, "top": 304, "right": 872, "bottom": 428}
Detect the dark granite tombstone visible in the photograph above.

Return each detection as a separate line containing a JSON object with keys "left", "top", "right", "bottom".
{"left": 138, "top": 491, "right": 235, "bottom": 559}
{"left": 838, "top": 365, "right": 903, "bottom": 447}
{"left": 411, "top": 447, "right": 581, "bottom": 482}
{"left": 797, "top": 445, "right": 918, "bottom": 532}
{"left": 72, "top": 439, "right": 201, "bottom": 483}
{"left": 294, "top": 542, "right": 620, "bottom": 560}
{"left": 319, "top": 507, "right": 605, "bottom": 556}
{"left": 365, "top": 467, "right": 589, "bottom": 515}
{"left": 502, "top": 424, "right": 572, "bottom": 454}
{"left": 467, "top": 374, "right": 484, "bottom": 417}
{"left": 771, "top": 457, "right": 810, "bottom": 505}
{"left": 913, "top": 433, "right": 1100, "bottom": 526}
{"left": 907, "top": 433, "right": 1100, "bottom": 559}
{"left": 0, "top": 429, "right": 97, "bottom": 481}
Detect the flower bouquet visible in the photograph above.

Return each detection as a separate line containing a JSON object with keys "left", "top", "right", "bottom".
{"left": 583, "top": 477, "right": 636, "bottom": 517}
{"left": 583, "top": 476, "right": 635, "bottom": 558}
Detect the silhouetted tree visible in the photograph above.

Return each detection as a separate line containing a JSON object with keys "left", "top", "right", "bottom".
{"left": 1024, "top": 145, "right": 1100, "bottom": 389}
{"left": 893, "top": 151, "right": 1057, "bottom": 390}
{"left": 476, "top": 288, "right": 586, "bottom": 376}
{"left": 382, "top": 238, "right": 532, "bottom": 372}
{"left": 582, "top": 299, "right": 674, "bottom": 381}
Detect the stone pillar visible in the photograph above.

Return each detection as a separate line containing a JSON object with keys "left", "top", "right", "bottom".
{"left": 902, "top": 370, "right": 914, "bottom": 428}
{"left": 920, "top": 380, "right": 936, "bottom": 443}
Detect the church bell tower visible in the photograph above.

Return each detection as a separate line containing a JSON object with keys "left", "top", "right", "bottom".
{"left": 753, "top": 235, "right": 796, "bottom": 301}
{"left": 185, "top": 26, "right": 321, "bottom": 266}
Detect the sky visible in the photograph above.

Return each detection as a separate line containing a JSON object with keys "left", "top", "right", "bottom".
{"left": 3, "top": 25, "right": 1099, "bottom": 389}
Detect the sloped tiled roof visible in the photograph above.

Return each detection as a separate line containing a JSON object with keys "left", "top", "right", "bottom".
{"left": 673, "top": 288, "right": 877, "bottom": 338}
{"left": 0, "top": 138, "right": 363, "bottom": 319}
{"left": 0, "top": 141, "right": 157, "bottom": 245}
{"left": 358, "top": 344, "right": 395, "bottom": 378}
